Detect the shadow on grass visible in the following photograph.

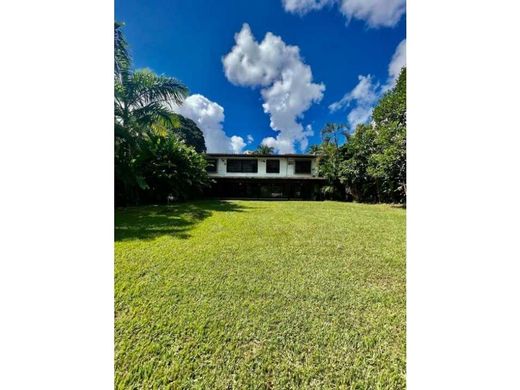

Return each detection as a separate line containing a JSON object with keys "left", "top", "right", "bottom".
{"left": 115, "top": 200, "right": 249, "bottom": 241}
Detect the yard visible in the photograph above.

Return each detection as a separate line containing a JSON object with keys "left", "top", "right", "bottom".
{"left": 115, "top": 201, "right": 406, "bottom": 389}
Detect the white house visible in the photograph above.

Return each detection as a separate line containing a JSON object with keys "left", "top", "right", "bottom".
{"left": 205, "top": 153, "right": 325, "bottom": 199}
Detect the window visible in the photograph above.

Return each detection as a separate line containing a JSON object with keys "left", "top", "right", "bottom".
{"left": 241, "top": 160, "right": 258, "bottom": 173}
{"left": 266, "top": 159, "right": 280, "bottom": 174}
{"left": 206, "top": 158, "right": 218, "bottom": 173}
{"left": 226, "top": 159, "right": 242, "bottom": 172}
{"left": 295, "top": 160, "right": 312, "bottom": 174}
{"left": 226, "top": 159, "right": 258, "bottom": 173}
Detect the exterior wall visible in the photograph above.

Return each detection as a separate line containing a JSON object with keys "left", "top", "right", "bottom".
{"left": 209, "top": 156, "right": 319, "bottom": 179}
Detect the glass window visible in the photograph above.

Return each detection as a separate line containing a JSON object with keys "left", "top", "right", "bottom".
{"left": 266, "top": 159, "right": 280, "bottom": 173}
{"left": 206, "top": 158, "right": 218, "bottom": 173}
{"left": 226, "top": 159, "right": 242, "bottom": 172}
{"left": 241, "top": 160, "right": 258, "bottom": 173}
{"left": 295, "top": 160, "right": 312, "bottom": 174}
{"left": 226, "top": 159, "right": 258, "bottom": 173}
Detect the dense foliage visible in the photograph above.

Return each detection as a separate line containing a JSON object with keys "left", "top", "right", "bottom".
{"left": 114, "top": 23, "right": 209, "bottom": 206}
{"left": 170, "top": 115, "right": 206, "bottom": 153}
{"left": 311, "top": 68, "right": 406, "bottom": 203}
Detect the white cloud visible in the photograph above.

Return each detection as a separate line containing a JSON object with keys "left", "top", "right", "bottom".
{"left": 329, "top": 74, "right": 379, "bottom": 113}
{"left": 329, "top": 39, "right": 405, "bottom": 130}
{"left": 173, "top": 94, "right": 246, "bottom": 153}
{"left": 246, "top": 134, "right": 254, "bottom": 143}
{"left": 282, "top": 0, "right": 334, "bottom": 14}
{"left": 339, "top": 0, "right": 406, "bottom": 28}
{"left": 223, "top": 24, "right": 324, "bottom": 153}
{"left": 387, "top": 38, "right": 406, "bottom": 87}
{"left": 281, "top": 0, "right": 405, "bottom": 28}
{"left": 230, "top": 135, "right": 246, "bottom": 153}
{"left": 329, "top": 75, "right": 379, "bottom": 129}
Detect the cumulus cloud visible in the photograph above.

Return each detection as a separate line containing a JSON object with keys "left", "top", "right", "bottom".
{"left": 329, "top": 74, "right": 379, "bottom": 113}
{"left": 223, "top": 24, "right": 324, "bottom": 153}
{"left": 386, "top": 38, "right": 406, "bottom": 88}
{"left": 246, "top": 134, "right": 254, "bottom": 143}
{"left": 339, "top": 0, "right": 406, "bottom": 28}
{"left": 230, "top": 135, "right": 246, "bottom": 153}
{"left": 282, "top": 0, "right": 334, "bottom": 14}
{"left": 173, "top": 94, "right": 246, "bottom": 153}
{"left": 329, "top": 39, "right": 405, "bottom": 129}
{"left": 329, "top": 75, "right": 379, "bottom": 129}
{"left": 282, "top": 0, "right": 405, "bottom": 28}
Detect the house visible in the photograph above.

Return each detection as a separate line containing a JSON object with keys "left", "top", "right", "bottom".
{"left": 205, "top": 153, "right": 326, "bottom": 199}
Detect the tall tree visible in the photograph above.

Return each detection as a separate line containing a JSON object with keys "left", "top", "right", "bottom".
{"left": 114, "top": 22, "right": 209, "bottom": 205}
{"left": 315, "top": 123, "right": 348, "bottom": 200}
{"left": 339, "top": 67, "right": 406, "bottom": 203}
{"left": 170, "top": 115, "right": 206, "bottom": 153}
{"left": 368, "top": 67, "right": 406, "bottom": 202}
{"left": 321, "top": 122, "right": 347, "bottom": 147}
{"left": 340, "top": 123, "right": 379, "bottom": 202}
{"left": 115, "top": 68, "right": 188, "bottom": 142}
{"left": 114, "top": 22, "right": 129, "bottom": 79}
{"left": 307, "top": 144, "right": 321, "bottom": 154}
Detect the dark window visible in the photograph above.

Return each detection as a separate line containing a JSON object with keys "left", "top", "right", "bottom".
{"left": 241, "top": 160, "right": 258, "bottom": 173}
{"left": 226, "top": 159, "right": 258, "bottom": 173}
{"left": 266, "top": 159, "right": 280, "bottom": 173}
{"left": 226, "top": 159, "right": 242, "bottom": 172}
{"left": 206, "top": 158, "right": 218, "bottom": 173}
{"left": 295, "top": 160, "right": 312, "bottom": 174}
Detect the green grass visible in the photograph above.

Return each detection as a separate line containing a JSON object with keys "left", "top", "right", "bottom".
{"left": 115, "top": 200, "right": 406, "bottom": 389}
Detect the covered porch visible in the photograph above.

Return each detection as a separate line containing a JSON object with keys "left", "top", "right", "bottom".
{"left": 206, "top": 178, "right": 325, "bottom": 200}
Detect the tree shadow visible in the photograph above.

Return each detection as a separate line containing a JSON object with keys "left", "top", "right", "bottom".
{"left": 115, "top": 200, "right": 249, "bottom": 242}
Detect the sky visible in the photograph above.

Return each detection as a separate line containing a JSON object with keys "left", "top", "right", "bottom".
{"left": 115, "top": 0, "right": 406, "bottom": 154}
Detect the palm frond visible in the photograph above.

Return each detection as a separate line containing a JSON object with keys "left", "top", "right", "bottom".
{"left": 129, "top": 69, "right": 189, "bottom": 108}
{"left": 114, "top": 22, "right": 131, "bottom": 79}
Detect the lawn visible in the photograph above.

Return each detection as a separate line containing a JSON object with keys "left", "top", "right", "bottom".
{"left": 115, "top": 200, "right": 406, "bottom": 389}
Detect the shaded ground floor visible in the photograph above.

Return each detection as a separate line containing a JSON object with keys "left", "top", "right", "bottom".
{"left": 205, "top": 178, "right": 326, "bottom": 200}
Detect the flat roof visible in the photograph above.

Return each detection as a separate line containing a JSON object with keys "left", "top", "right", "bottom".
{"left": 205, "top": 153, "right": 317, "bottom": 158}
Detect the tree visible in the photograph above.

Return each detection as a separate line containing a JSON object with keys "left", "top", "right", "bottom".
{"left": 307, "top": 144, "right": 321, "bottom": 154}
{"left": 170, "top": 115, "right": 206, "bottom": 153}
{"left": 114, "top": 22, "right": 209, "bottom": 205}
{"left": 312, "top": 123, "right": 348, "bottom": 200}
{"left": 114, "top": 22, "right": 129, "bottom": 79}
{"left": 321, "top": 122, "right": 347, "bottom": 147}
{"left": 255, "top": 145, "right": 274, "bottom": 155}
{"left": 134, "top": 133, "right": 210, "bottom": 203}
{"left": 115, "top": 68, "right": 188, "bottom": 141}
{"left": 368, "top": 67, "right": 406, "bottom": 202}
{"left": 338, "top": 67, "right": 406, "bottom": 203}
{"left": 340, "top": 123, "right": 379, "bottom": 202}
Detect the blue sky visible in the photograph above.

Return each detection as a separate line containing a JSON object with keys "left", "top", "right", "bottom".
{"left": 115, "top": 0, "right": 406, "bottom": 153}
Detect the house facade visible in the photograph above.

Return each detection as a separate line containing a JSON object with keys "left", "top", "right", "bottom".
{"left": 205, "top": 153, "right": 325, "bottom": 199}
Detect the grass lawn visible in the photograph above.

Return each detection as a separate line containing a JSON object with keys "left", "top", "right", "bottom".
{"left": 115, "top": 200, "right": 406, "bottom": 389}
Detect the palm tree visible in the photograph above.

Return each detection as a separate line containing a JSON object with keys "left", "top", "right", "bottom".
{"left": 114, "top": 24, "right": 189, "bottom": 144}
{"left": 321, "top": 122, "right": 347, "bottom": 147}
{"left": 307, "top": 144, "right": 321, "bottom": 155}
{"left": 115, "top": 22, "right": 190, "bottom": 202}
{"left": 115, "top": 68, "right": 189, "bottom": 142}
{"left": 114, "top": 22, "right": 129, "bottom": 79}
{"left": 255, "top": 144, "right": 275, "bottom": 155}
